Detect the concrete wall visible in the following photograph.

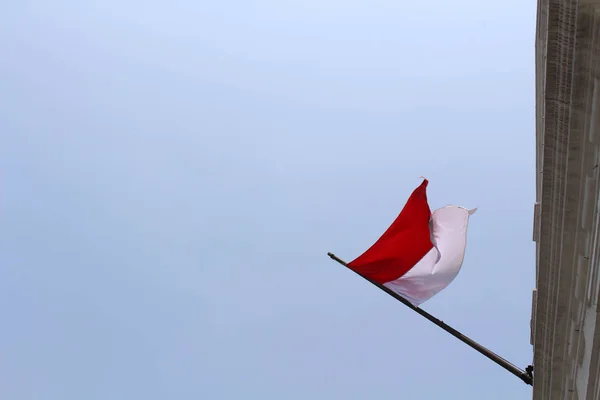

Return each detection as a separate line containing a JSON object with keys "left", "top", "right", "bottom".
{"left": 534, "top": 1, "right": 600, "bottom": 399}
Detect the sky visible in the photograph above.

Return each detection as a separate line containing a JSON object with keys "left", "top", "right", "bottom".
{"left": 0, "top": 1, "right": 537, "bottom": 399}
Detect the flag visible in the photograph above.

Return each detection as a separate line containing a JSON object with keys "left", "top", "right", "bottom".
{"left": 347, "top": 179, "right": 475, "bottom": 305}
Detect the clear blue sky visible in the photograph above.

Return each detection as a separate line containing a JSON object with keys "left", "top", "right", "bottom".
{"left": 1, "top": 1, "right": 537, "bottom": 399}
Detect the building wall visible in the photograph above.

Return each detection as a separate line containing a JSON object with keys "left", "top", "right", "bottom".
{"left": 534, "top": 1, "right": 600, "bottom": 399}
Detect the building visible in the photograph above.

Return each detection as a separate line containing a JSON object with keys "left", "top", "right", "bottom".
{"left": 533, "top": 0, "right": 600, "bottom": 398}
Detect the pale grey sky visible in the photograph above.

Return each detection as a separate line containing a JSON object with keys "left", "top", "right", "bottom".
{"left": 1, "top": 1, "right": 536, "bottom": 399}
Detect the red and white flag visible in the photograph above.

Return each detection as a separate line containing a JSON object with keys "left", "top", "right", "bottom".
{"left": 347, "top": 179, "right": 476, "bottom": 305}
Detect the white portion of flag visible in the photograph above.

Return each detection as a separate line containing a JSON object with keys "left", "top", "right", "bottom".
{"left": 383, "top": 205, "right": 475, "bottom": 305}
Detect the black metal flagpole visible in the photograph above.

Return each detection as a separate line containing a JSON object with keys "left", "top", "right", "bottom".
{"left": 327, "top": 252, "right": 534, "bottom": 386}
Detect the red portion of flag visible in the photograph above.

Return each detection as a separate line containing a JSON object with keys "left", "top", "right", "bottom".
{"left": 347, "top": 179, "right": 434, "bottom": 284}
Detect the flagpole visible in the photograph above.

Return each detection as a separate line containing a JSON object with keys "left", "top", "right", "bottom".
{"left": 327, "top": 252, "right": 534, "bottom": 386}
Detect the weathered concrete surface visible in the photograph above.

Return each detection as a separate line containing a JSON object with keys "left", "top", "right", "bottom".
{"left": 534, "top": 1, "right": 600, "bottom": 399}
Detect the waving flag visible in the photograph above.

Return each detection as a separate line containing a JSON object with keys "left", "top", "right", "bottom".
{"left": 347, "top": 179, "right": 475, "bottom": 305}
{"left": 328, "top": 184, "right": 534, "bottom": 386}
